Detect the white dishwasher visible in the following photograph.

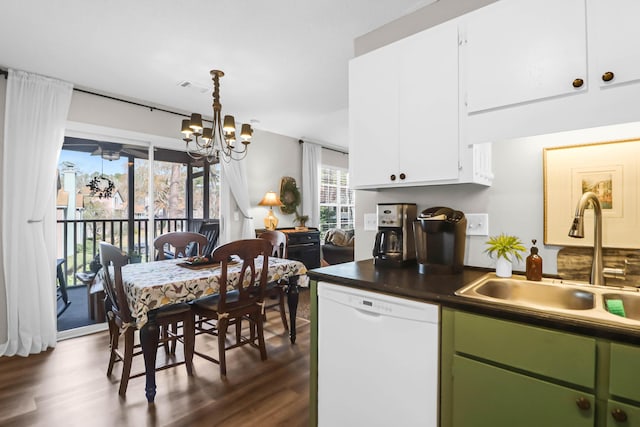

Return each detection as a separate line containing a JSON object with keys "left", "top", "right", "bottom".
{"left": 317, "top": 281, "right": 440, "bottom": 427}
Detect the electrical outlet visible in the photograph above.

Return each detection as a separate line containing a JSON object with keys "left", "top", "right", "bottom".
{"left": 364, "top": 213, "right": 377, "bottom": 231}
{"left": 466, "top": 213, "right": 489, "bottom": 236}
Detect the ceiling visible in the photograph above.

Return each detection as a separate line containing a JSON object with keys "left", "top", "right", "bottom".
{"left": 0, "top": 0, "right": 437, "bottom": 151}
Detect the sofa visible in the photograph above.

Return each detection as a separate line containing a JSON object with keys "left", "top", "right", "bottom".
{"left": 321, "top": 228, "right": 355, "bottom": 265}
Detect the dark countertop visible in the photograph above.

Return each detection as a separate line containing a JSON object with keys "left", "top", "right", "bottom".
{"left": 308, "top": 259, "right": 640, "bottom": 345}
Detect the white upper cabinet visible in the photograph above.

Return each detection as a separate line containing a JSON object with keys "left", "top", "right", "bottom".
{"left": 463, "top": 0, "right": 640, "bottom": 144}
{"left": 349, "top": 19, "right": 488, "bottom": 189}
{"left": 349, "top": 43, "right": 399, "bottom": 188}
{"left": 397, "top": 22, "right": 460, "bottom": 185}
{"left": 590, "top": 0, "right": 640, "bottom": 89}
{"left": 464, "top": 0, "right": 587, "bottom": 113}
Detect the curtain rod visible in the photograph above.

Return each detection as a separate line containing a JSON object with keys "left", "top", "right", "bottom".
{"left": 74, "top": 88, "right": 190, "bottom": 118}
{"left": 0, "top": 67, "right": 193, "bottom": 119}
{"left": 298, "top": 139, "right": 348, "bottom": 155}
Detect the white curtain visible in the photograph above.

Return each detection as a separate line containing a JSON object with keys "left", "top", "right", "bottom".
{"left": 1, "top": 69, "right": 73, "bottom": 356}
{"left": 302, "top": 142, "right": 322, "bottom": 228}
{"left": 220, "top": 157, "right": 254, "bottom": 240}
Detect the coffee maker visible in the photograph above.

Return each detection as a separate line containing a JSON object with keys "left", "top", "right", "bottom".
{"left": 373, "top": 203, "right": 417, "bottom": 267}
{"left": 414, "top": 206, "right": 467, "bottom": 274}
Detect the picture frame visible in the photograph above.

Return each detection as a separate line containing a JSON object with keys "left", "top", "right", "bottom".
{"left": 543, "top": 138, "right": 640, "bottom": 249}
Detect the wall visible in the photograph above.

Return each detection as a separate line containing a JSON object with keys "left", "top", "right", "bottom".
{"left": 354, "top": 121, "right": 640, "bottom": 274}
{"left": 246, "top": 132, "right": 302, "bottom": 230}
{"left": 245, "top": 139, "right": 348, "bottom": 231}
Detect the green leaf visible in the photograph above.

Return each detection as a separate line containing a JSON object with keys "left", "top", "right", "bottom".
{"left": 484, "top": 233, "right": 526, "bottom": 262}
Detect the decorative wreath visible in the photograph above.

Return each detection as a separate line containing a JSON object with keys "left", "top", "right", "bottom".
{"left": 279, "top": 176, "right": 301, "bottom": 215}
{"left": 87, "top": 175, "right": 115, "bottom": 199}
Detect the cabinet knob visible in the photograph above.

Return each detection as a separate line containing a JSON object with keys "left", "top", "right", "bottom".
{"left": 572, "top": 78, "right": 584, "bottom": 88}
{"left": 575, "top": 397, "right": 591, "bottom": 411}
{"left": 611, "top": 408, "right": 628, "bottom": 422}
{"left": 399, "top": 173, "right": 406, "bottom": 180}
{"left": 390, "top": 174, "right": 396, "bottom": 181}
{"left": 602, "top": 71, "right": 615, "bottom": 82}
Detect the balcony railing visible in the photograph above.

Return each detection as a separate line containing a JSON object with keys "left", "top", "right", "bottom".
{"left": 57, "top": 218, "right": 208, "bottom": 286}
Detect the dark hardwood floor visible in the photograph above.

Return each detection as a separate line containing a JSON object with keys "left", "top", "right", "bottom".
{"left": 0, "top": 312, "right": 311, "bottom": 427}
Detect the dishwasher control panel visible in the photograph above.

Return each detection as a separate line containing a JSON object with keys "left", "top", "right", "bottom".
{"left": 318, "top": 281, "right": 439, "bottom": 323}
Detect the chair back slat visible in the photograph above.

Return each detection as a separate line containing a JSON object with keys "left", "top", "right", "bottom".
{"left": 194, "top": 220, "right": 220, "bottom": 257}
{"left": 257, "top": 230, "right": 288, "bottom": 258}
{"left": 154, "top": 231, "right": 208, "bottom": 260}
{"left": 99, "top": 241, "right": 133, "bottom": 323}
{"left": 211, "top": 239, "right": 271, "bottom": 313}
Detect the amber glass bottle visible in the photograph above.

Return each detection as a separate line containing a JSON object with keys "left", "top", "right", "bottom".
{"left": 526, "top": 239, "right": 543, "bottom": 281}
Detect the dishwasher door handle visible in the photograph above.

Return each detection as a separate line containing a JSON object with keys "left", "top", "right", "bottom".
{"left": 354, "top": 307, "right": 382, "bottom": 318}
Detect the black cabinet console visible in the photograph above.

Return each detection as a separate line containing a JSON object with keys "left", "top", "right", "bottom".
{"left": 256, "top": 228, "right": 321, "bottom": 269}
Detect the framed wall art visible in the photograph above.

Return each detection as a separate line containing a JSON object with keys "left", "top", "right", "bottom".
{"left": 543, "top": 138, "right": 640, "bottom": 249}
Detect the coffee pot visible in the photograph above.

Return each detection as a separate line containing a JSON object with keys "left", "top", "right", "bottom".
{"left": 373, "top": 203, "right": 417, "bottom": 267}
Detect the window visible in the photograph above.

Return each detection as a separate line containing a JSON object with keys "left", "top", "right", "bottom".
{"left": 57, "top": 137, "right": 221, "bottom": 284}
{"left": 319, "top": 167, "right": 354, "bottom": 238}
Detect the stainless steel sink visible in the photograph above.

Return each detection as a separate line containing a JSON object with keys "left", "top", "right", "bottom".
{"left": 470, "top": 278, "right": 595, "bottom": 310}
{"left": 455, "top": 273, "right": 640, "bottom": 328}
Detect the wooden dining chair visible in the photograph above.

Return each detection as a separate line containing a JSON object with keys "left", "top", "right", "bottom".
{"left": 190, "top": 220, "right": 220, "bottom": 258}
{"left": 190, "top": 239, "right": 272, "bottom": 377}
{"left": 257, "top": 230, "right": 289, "bottom": 330}
{"left": 154, "top": 231, "right": 208, "bottom": 260}
{"left": 153, "top": 231, "right": 208, "bottom": 352}
{"left": 99, "top": 242, "right": 194, "bottom": 397}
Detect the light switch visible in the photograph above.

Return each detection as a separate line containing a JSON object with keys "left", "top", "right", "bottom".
{"left": 364, "top": 213, "right": 377, "bottom": 231}
{"left": 466, "top": 213, "right": 489, "bottom": 236}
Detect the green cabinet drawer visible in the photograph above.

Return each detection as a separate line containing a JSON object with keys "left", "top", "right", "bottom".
{"left": 607, "top": 400, "right": 640, "bottom": 427}
{"left": 610, "top": 342, "right": 640, "bottom": 403}
{"left": 454, "top": 311, "right": 596, "bottom": 388}
{"left": 452, "top": 355, "right": 595, "bottom": 427}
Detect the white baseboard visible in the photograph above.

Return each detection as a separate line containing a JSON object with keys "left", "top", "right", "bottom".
{"left": 57, "top": 322, "right": 108, "bottom": 341}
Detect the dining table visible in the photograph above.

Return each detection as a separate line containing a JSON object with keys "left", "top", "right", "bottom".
{"left": 119, "top": 255, "right": 309, "bottom": 403}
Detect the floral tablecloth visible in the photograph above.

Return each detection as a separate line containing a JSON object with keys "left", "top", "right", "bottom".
{"left": 120, "top": 257, "right": 309, "bottom": 328}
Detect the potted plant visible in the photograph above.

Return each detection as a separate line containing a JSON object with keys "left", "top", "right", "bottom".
{"left": 484, "top": 233, "right": 526, "bottom": 277}
{"left": 294, "top": 212, "right": 309, "bottom": 230}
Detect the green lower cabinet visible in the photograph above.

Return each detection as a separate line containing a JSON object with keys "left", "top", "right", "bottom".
{"left": 607, "top": 400, "right": 640, "bottom": 427}
{"left": 452, "top": 355, "right": 595, "bottom": 427}
{"left": 606, "top": 342, "right": 640, "bottom": 427}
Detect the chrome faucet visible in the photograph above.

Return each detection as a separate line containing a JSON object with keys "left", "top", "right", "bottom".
{"left": 568, "top": 191, "right": 604, "bottom": 286}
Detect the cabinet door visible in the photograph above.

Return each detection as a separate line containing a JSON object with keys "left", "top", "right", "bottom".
{"left": 398, "top": 20, "right": 459, "bottom": 183}
{"left": 607, "top": 400, "right": 640, "bottom": 427}
{"left": 590, "top": 0, "right": 640, "bottom": 89}
{"left": 452, "top": 355, "right": 595, "bottom": 427}
{"left": 464, "top": 0, "right": 587, "bottom": 113}
{"left": 348, "top": 44, "right": 399, "bottom": 188}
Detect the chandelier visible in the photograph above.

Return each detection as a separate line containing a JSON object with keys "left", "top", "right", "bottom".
{"left": 180, "top": 70, "right": 253, "bottom": 163}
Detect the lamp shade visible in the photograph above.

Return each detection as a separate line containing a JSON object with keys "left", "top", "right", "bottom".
{"left": 258, "top": 191, "right": 283, "bottom": 207}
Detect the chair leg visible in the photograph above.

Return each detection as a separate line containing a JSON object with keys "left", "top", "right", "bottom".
{"left": 254, "top": 312, "right": 267, "bottom": 361}
{"left": 161, "top": 326, "right": 170, "bottom": 354}
{"left": 118, "top": 328, "right": 135, "bottom": 396}
{"left": 217, "top": 318, "right": 229, "bottom": 377}
{"left": 278, "top": 289, "right": 289, "bottom": 330}
{"left": 170, "top": 322, "right": 178, "bottom": 354}
{"left": 106, "top": 313, "right": 120, "bottom": 376}
{"left": 235, "top": 317, "right": 242, "bottom": 345}
{"left": 183, "top": 315, "right": 195, "bottom": 376}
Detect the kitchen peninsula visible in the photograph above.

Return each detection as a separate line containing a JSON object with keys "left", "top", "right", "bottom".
{"left": 308, "top": 261, "right": 640, "bottom": 427}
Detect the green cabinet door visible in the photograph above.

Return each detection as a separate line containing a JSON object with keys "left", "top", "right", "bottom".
{"left": 607, "top": 400, "right": 640, "bottom": 427}
{"left": 452, "top": 355, "right": 595, "bottom": 427}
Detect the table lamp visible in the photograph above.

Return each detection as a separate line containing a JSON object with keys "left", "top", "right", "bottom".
{"left": 259, "top": 191, "right": 284, "bottom": 230}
